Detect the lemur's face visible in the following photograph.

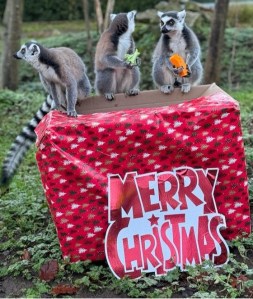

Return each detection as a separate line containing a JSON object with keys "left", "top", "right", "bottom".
{"left": 13, "top": 43, "right": 40, "bottom": 63}
{"left": 158, "top": 10, "right": 186, "bottom": 34}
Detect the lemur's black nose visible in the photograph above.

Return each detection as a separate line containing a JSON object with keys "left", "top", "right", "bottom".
{"left": 161, "top": 27, "right": 169, "bottom": 34}
{"left": 13, "top": 53, "right": 21, "bottom": 59}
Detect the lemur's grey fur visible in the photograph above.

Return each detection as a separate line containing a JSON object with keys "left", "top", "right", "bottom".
{"left": 94, "top": 11, "right": 140, "bottom": 100}
{"left": 0, "top": 95, "right": 53, "bottom": 188}
{"left": 14, "top": 42, "right": 91, "bottom": 116}
{"left": 152, "top": 10, "right": 203, "bottom": 94}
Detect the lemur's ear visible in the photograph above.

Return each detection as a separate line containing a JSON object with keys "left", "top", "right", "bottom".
{"left": 127, "top": 10, "right": 137, "bottom": 20}
{"left": 31, "top": 44, "right": 39, "bottom": 55}
{"left": 157, "top": 11, "right": 163, "bottom": 18}
{"left": 110, "top": 13, "right": 117, "bottom": 21}
{"left": 177, "top": 10, "right": 186, "bottom": 21}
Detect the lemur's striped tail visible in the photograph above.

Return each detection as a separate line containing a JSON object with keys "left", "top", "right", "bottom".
{"left": 0, "top": 95, "right": 53, "bottom": 187}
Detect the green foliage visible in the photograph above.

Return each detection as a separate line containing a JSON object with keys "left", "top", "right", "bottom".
{"left": 222, "top": 28, "right": 253, "bottom": 90}
{"left": 25, "top": 281, "right": 51, "bottom": 298}
{"left": 134, "top": 23, "right": 160, "bottom": 89}
{"left": 23, "top": 0, "right": 83, "bottom": 21}
{"left": 185, "top": 250, "right": 253, "bottom": 298}
{"left": 229, "top": 90, "right": 253, "bottom": 201}
{"left": 0, "top": 0, "right": 163, "bottom": 22}
{"left": 228, "top": 4, "right": 253, "bottom": 27}
{"left": 0, "top": 89, "right": 24, "bottom": 104}
{"left": 114, "top": 0, "right": 161, "bottom": 13}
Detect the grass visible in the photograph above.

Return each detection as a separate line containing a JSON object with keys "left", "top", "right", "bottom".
{"left": 0, "top": 20, "right": 253, "bottom": 297}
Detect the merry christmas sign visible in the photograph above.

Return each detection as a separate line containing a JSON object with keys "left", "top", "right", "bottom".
{"left": 106, "top": 167, "right": 230, "bottom": 279}
{"left": 35, "top": 85, "right": 251, "bottom": 263}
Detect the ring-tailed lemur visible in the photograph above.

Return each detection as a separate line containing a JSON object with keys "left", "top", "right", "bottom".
{"left": 14, "top": 42, "right": 91, "bottom": 117}
{"left": 94, "top": 10, "right": 140, "bottom": 100}
{"left": 152, "top": 10, "right": 203, "bottom": 94}
{"left": 0, "top": 95, "right": 53, "bottom": 188}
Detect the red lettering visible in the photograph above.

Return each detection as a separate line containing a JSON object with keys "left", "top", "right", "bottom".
{"left": 135, "top": 173, "right": 160, "bottom": 213}
{"left": 198, "top": 215, "right": 217, "bottom": 261}
{"left": 106, "top": 218, "right": 142, "bottom": 279}
{"left": 152, "top": 226, "right": 167, "bottom": 275}
{"left": 210, "top": 215, "right": 229, "bottom": 265}
{"left": 161, "top": 222, "right": 178, "bottom": 270}
{"left": 196, "top": 169, "right": 218, "bottom": 214}
{"left": 141, "top": 234, "right": 161, "bottom": 270}
{"left": 123, "top": 234, "right": 143, "bottom": 276}
{"left": 165, "top": 214, "right": 185, "bottom": 263}
{"left": 176, "top": 168, "right": 203, "bottom": 209}
{"left": 181, "top": 226, "right": 201, "bottom": 269}
{"left": 157, "top": 172, "right": 180, "bottom": 210}
{"left": 108, "top": 173, "right": 143, "bottom": 221}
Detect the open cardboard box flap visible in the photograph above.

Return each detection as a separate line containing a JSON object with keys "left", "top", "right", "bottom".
{"left": 75, "top": 83, "right": 226, "bottom": 115}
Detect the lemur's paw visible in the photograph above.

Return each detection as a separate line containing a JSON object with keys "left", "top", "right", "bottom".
{"left": 161, "top": 85, "right": 174, "bottom": 94}
{"left": 67, "top": 110, "right": 78, "bottom": 117}
{"left": 173, "top": 66, "right": 183, "bottom": 75}
{"left": 105, "top": 93, "right": 114, "bottom": 101}
{"left": 181, "top": 83, "right": 191, "bottom": 93}
{"left": 124, "top": 61, "right": 134, "bottom": 69}
{"left": 127, "top": 89, "right": 139, "bottom": 96}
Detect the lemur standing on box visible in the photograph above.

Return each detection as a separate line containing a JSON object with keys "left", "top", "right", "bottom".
{"left": 152, "top": 10, "right": 203, "bottom": 94}
{"left": 1, "top": 42, "right": 91, "bottom": 189}
{"left": 94, "top": 10, "right": 140, "bottom": 100}
{"left": 14, "top": 41, "right": 91, "bottom": 116}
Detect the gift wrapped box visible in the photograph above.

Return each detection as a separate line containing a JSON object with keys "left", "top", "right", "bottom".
{"left": 35, "top": 84, "right": 251, "bottom": 262}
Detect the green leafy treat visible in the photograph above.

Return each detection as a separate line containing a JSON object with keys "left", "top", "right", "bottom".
{"left": 124, "top": 49, "right": 141, "bottom": 66}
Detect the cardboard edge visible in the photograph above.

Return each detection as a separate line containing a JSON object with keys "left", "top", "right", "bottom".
{"left": 75, "top": 84, "right": 221, "bottom": 115}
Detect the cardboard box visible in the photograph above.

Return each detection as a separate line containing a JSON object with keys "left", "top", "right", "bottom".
{"left": 35, "top": 84, "right": 251, "bottom": 262}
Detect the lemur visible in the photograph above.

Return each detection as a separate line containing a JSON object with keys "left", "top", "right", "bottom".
{"left": 94, "top": 10, "right": 140, "bottom": 100}
{"left": 14, "top": 41, "right": 91, "bottom": 117}
{"left": 1, "top": 42, "right": 91, "bottom": 188}
{"left": 152, "top": 10, "right": 203, "bottom": 94}
{"left": 0, "top": 95, "right": 53, "bottom": 188}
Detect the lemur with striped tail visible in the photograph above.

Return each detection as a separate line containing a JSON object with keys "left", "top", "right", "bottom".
{"left": 1, "top": 42, "right": 91, "bottom": 188}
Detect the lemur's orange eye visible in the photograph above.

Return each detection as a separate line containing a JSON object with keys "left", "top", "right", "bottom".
{"left": 166, "top": 19, "right": 175, "bottom": 26}
{"left": 21, "top": 48, "right": 26, "bottom": 54}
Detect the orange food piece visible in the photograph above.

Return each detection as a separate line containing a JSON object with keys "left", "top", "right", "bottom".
{"left": 169, "top": 54, "right": 189, "bottom": 77}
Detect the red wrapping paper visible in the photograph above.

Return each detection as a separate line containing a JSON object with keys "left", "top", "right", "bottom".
{"left": 35, "top": 90, "right": 251, "bottom": 262}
